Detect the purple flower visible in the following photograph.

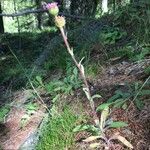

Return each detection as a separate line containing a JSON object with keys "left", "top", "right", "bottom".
{"left": 43, "top": 2, "right": 58, "bottom": 10}
{"left": 43, "top": 2, "right": 59, "bottom": 16}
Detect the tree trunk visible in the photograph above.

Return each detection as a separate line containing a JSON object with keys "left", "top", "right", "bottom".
{"left": 35, "top": 0, "right": 42, "bottom": 30}
{"left": 0, "top": 2, "right": 4, "bottom": 34}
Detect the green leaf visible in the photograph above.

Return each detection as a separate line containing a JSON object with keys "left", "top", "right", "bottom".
{"left": 138, "top": 90, "right": 150, "bottom": 96}
{"left": 96, "top": 103, "right": 111, "bottom": 112}
{"left": 134, "top": 99, "right": 144, "bottom": 110}
{"left": 109, "top": 121, "right": 128, "bottom": 128}
{"left": 73, "top": 124, "right": 99, "bottom": 133}
{"left": 107, "top": 94, "right": 120, "bottom": 102}
{"left": 113, "top": 99, "right": 125, "bottom": 108}
{"left": 122, "top": 92, "right": 131, "bottom": 99}
{"left": 36, "top": 76, "right": 44, "bottom": 87}
{"left": 73, "top": 125, "right": 90, "bottom": 132}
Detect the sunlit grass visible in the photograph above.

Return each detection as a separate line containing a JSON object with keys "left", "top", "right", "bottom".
{"left": 36, "top": 108, "right": 78, "bottom": 150}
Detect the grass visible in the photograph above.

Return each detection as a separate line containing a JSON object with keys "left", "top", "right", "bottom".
{"left": 36, "top": 108, "right": 79, "bottom": 150}
{"left": 0, "top": 31, "right": 57, "bottom": 88}
{"left": 86, "top": 63, "right": 102, "bottom": 78}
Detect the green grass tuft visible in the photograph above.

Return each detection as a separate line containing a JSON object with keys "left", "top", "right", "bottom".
{"left": 36, "top": 108, "right": 78, "bottom": 150}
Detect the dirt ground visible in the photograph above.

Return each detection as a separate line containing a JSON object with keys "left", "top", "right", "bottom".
{"left": 0, "top": 57, "right": 149, "bottom": 150}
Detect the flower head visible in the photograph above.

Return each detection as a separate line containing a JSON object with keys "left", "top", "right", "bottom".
{"left": 45, "top": 2, "right": 58, "bottom": 9}
{"left": 55, "top": 16, "right": 66, "bottom": 28}
{"left": 44, "top": 2, "right": 59, "bottom": 16}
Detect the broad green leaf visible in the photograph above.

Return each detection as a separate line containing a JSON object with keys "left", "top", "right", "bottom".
{"left": 113, "top": 99, "right": 125, "bottom": 108}
{"left": 109, "top": 121, "right": 128, "bottom": 128}
{"left": 83, "top": 136, "right": 101, "bottom": 142}
{"left": 115, "top": 135, "right": 133, "bottom": 149}
{"left": 92, "top": 94, "right": 102, "bottom": 100}
{"left": 96, "top": 103, "right": 111, "bottom": 112}
{"left": 107, "top": 93, "right": 121, "bottom": 102}
{"left": 89, "top": 143, "right": 100, "bottom": 148}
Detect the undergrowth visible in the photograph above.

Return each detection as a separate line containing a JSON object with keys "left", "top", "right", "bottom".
{"left": 36, "top": 108, "right": 79, "bottom": 150}
{"left": 0, "top": 2, "right": 149, "bottom": 90}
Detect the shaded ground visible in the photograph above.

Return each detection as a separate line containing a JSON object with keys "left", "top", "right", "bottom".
{"left": 0, "top": 54, "right": 149, "bottom": 150}
{"left": 61, "top": 58, "right": 150, "bottom": 150}
{"left": 72, "top": 102, "right": 150, "bottom": 150}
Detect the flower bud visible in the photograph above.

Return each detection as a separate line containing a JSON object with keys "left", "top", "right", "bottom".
{"left": 44, "top": 2, "right": 59, "bottom": 16}
{"left": 55, "top": 16, "right": 66, "bottom": 28}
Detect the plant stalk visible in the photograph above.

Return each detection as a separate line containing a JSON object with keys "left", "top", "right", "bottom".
{"left": 59, "top": 27, "right": 99, "bottom": 124}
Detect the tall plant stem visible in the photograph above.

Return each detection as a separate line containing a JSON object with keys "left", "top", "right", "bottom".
{"left": 59, "top": 27, "right": 99, "bottom": 124}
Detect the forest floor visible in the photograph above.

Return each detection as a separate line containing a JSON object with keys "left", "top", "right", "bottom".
{"left": 0, "top": 54, "right": 149, "bottom": 150}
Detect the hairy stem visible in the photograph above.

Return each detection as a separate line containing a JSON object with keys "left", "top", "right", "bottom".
{"left": 59, "top": 27, "right": 99, "bottom": 124}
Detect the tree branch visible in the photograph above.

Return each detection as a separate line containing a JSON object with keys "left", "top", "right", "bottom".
{"left": 0, "top": 8, "right": 93, "bottom": 20}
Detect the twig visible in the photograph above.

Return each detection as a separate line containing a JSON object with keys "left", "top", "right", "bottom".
{"left": 0, "top": 8, "right": 93, "bottom": 20}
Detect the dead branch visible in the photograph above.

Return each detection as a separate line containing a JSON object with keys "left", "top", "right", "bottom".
{"left": 0, "top": 8, "right": 93, "bottom": 20}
